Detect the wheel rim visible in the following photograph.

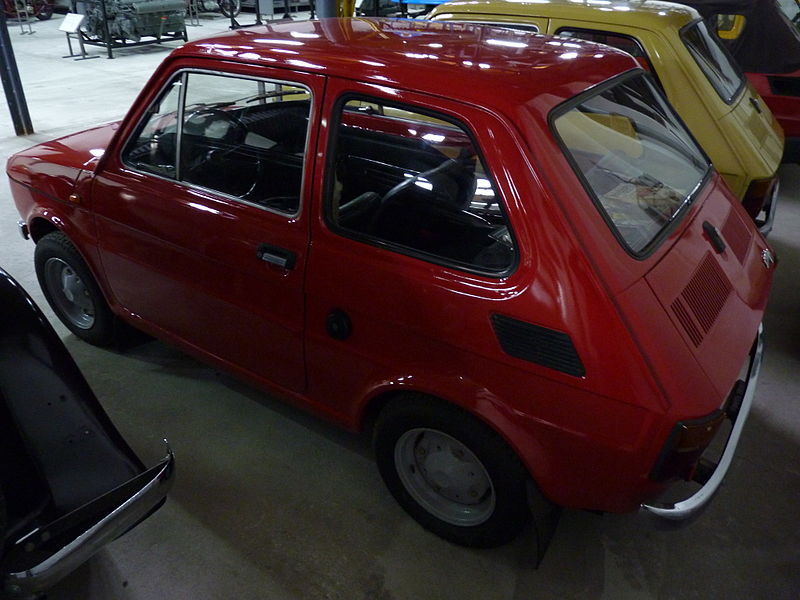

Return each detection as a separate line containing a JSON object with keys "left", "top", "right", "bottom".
{"left": 43, "top": 258, "right": 95, "bottom": 329}
{"left": 394, "top": 428, "right": 495, "bottom": 526}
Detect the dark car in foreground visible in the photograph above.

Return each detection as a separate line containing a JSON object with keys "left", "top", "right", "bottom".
{"left": 0, "top": 268, "right": 174, "bottom": 598}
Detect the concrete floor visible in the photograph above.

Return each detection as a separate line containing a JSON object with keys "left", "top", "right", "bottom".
{"left": 1, "top": 14, "right": 799, "bottom": 600}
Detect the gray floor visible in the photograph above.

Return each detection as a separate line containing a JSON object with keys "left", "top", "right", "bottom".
{"left": 1, "top": 14, "right": 799, "bottom": 600}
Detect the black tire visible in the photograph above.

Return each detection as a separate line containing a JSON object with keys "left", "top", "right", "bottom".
{"left": 219, "top": 0, "right": 240, "bottom": 17}
{"left": 374, "top": 394, "right": 532, "bottom": 548}
{"left": 34, "top": 231, "right": 116, "bottom": 346}
{"left": 33, "top": 0, "right": 53, "bottom": 20}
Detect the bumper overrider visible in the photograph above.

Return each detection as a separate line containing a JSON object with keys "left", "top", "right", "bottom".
{"left": 2, "top": 447, "right": 175, "bottom": 598}
{"left": 757, "top": 179, "right": 779, "bottom": 237}
{"left": 642, "top": 324, "right": 764, "bottom": 520}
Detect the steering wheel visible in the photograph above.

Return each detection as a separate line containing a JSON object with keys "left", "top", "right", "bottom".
{"left": 182, "top": 108, "right": 260, "bottom": 198}
{"left": 183, "top": 107, "right": 247, "bottom": 145}
{"left": 369, "top": 158, "right": 466, "bottom": 234}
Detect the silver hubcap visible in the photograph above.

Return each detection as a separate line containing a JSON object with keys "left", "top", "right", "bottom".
{"left": 395, "top": 428, "right": 495, "bottom": 526}
{"left": 43, "top": 258, "right": 95, "bottom": 329}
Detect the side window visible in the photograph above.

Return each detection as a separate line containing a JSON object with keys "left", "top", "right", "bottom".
{"left": 462, "top": 21, "right": 540, "bottom": 33}
{"left": 327, "top": 98, "right": 515, "bottom": 274}
{"left": 557, "top": 28, "right": 654, "bottom": 72}
{"left": 124, "top": 77, "right": 182, "bottom": 179}
{"left": 714, "top": 14, "right": 746, "bottom": 40}
{"left": 123, "top": 72, "right": 311, "bottom": 215}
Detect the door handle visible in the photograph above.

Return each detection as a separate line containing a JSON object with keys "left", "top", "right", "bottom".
{"left": 702, "top": 221, "right": 726, "bottom": 254}
{"left": 256, "top": 243, "right": 296, "bottom": 270}
{"left": 750, "top": 97, "right": 762, "bottom": 114}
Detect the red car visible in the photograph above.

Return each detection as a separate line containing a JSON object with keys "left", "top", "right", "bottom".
{"left": 7, "top": 18, "right": 774, "bottom": 550}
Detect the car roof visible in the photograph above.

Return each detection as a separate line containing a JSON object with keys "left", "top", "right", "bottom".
{"left": 430, "top": 0, "right": 700, "bottom": 29}
{"left": 171, "top": 17, "right": 639, "bottom": 113}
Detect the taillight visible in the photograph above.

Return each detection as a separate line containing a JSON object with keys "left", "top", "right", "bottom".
{"left": 650, "top": 411, "right": 726, "bottom": 482}
{"left": 741, "top": 176, "right": 777, "bottom": 221}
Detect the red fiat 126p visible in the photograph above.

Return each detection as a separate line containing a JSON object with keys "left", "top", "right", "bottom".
{"left": 8, "top": 18, "right": 774, "bottom": 550}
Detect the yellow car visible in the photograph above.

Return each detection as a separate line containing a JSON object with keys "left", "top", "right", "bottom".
{"left": 428, "top": 0, "right": 784, "bottom": 234}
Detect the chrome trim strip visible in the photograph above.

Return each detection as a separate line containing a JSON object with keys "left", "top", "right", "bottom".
{"left": 17, "top": 220, "right": 29, "bottom": 240}
{"left": 3, "top": 447, "right": 175, "bottom": 596}
{"left": 758, "top": 179, "right": 779, "bottom": 237}
{"left": 641, "top": 324, "right": 763, "bottom": 520}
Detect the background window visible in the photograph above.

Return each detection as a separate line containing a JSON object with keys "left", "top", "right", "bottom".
{"left": 328, "top": 99, "right": 515, "bottom": 273}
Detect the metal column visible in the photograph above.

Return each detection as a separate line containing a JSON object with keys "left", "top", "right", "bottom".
{"left": 0, "top": 11, "right": 34, "bottom": 135}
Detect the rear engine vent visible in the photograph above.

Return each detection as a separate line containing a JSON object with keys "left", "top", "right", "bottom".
{"left": 671, "top": 298, "right": 703, "bottom": 347}
{"left": 721, "top": 208, "right": 752, "bottom": 264}
{"left": 491, "top": 314, "right": 585, "bottom": 377}
{"left": 679, "top": 253, "right": 732, "bottom": 337}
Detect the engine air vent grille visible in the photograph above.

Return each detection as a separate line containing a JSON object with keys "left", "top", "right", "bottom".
{"left": 680, "top": 253, "right": 732, "bottom": 335}
{"left": 491, "top": 314, "right": 585, "bottom": 377}
{"left": 721, "top": 208, "right": 752, "bottom": 264}
{"left": 671, "top": 298, "right": 703, "bottom": 347}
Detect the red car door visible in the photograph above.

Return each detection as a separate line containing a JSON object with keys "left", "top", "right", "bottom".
{"left": 302, "top": 77, "right": 545, "bottom": 421}
{"left": 91, "top": 63, "right": 324, "bottom": 393}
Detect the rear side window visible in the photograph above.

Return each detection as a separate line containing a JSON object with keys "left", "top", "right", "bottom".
{"left": 681, "top": 19, "right": 745, "bottom": 104}
{"left": 457, "top": 21, "right": 539, "bottom": 33}
{"left": 557, "top": 28, "right": 652, "bottom": 71}
{"left": 326, "top": 99, "right": 515, "bottom": 274}
{"left": 552, "top": 74, "right": 709, "bottom": 255}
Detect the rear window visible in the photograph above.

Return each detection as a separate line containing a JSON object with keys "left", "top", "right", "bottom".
{"left": 552, "top": 74, "right": 709, "bottom": 255}
{"left": 681, "top": 19, "right": 745, "bottom": 104}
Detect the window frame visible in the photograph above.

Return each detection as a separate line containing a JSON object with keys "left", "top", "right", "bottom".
{"left": 680, "top": 18, "right": 746, "bottom": 106}
{"left": 120, "top": 67, "right": 314, "bottom": 218}
{"left": 324, "top": 92, "right": 519, "bottom": 278}
{"left": 554, "top": 27, "right": 663, "bottom": 89}
{"left": 549, "top": 70, "right": 712, "bottom": 260}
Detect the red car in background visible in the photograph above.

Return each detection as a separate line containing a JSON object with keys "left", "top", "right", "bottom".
{"left": 685, "top": 0, "right": 800, "bottom": 161}
{"left": 7, "top": 18, "right": 775, "bottom": 552}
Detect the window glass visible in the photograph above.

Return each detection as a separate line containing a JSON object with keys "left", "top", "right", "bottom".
{"left": 558, "top": 28, "right": 645, "bottom": 59}
{"left": 123, "top": 72, "right": 311, "bottom": 215}
{"left": 328, "top": 99, "right": 515, "bottom": 273}
{"left": 124, "top": 77, "right": 182, "bottom": 178}
{"left": 459, "top": 20, "right": 539, "bottom": 33}
{"left": 553, "top": 74, "right": 709, "bottom": 255}
{"left": 714, "top": 14, "right": 746, "bottom": 40}
{"left": 681, "top": 20, "right": 744, "bottom": 104}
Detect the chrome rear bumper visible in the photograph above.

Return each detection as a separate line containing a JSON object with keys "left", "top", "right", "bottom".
{"left": 3, "top": 447, "right": 175, "bottom": 598}
{"left": 641, "top": 324, "right": 763, "bottom": 520}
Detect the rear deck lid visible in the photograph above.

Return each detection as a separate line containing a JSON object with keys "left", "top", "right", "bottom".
{"left": 645, "top": 179, "right": 774, "bottom": 397}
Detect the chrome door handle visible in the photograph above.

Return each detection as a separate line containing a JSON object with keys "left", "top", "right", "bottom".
{"left": 256, "top": 244, "right": 296, "bottom": 270}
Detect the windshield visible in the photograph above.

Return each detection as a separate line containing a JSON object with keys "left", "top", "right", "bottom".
{"left": 681, "top": 19, "right": 745, "bottom": 104}
{"left": 552, "top": 74, "right": 709, "bottom": 255}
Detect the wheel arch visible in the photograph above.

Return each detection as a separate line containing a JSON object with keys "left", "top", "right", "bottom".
{"left": 357, "top": 381, "right": 552, "bottom": 500}
{"left": 28, "top": 216, "right": 58, "bottom": 243}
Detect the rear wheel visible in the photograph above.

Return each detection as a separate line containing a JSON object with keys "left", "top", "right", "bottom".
{"left": 34, "top": 231, "right": 116, "bottom": 346}
{"left": 374, "top": 394, "right": 532, "bottom": 548}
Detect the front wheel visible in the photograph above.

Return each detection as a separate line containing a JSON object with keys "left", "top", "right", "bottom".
{"left": 374, "top": 395, "right": 532, "bottom": 548}
{"left": 34, "top": 231, "right": 116, "bottom": 346}
{"left": 218, "top": 0, "right": 240, "bottom": 17}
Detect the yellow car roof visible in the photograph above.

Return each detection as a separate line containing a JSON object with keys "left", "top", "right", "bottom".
{"left": 430, "top": 0, "right": 701, "bottom": 29}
